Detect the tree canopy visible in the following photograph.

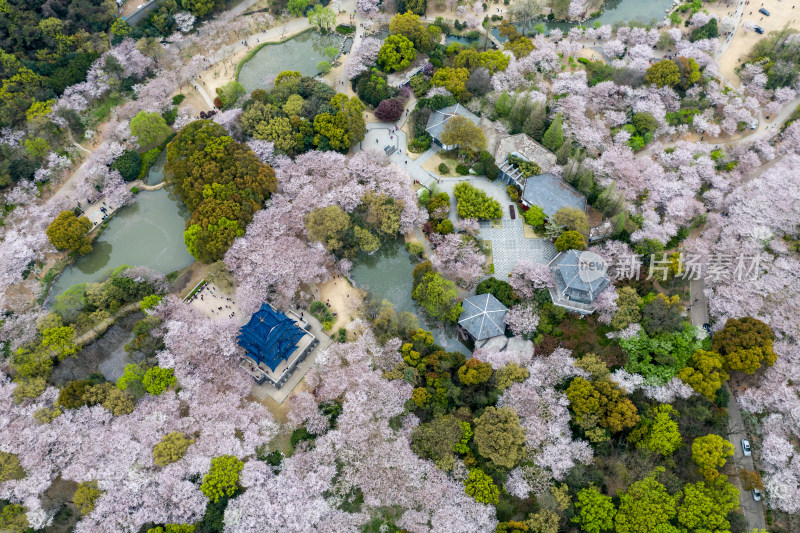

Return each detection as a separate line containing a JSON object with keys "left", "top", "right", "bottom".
{"left": 165, "top": 120, "right": 277, "bottom": 262}
{"left": 46, "top": 211, "right": 94, "bottom": 255}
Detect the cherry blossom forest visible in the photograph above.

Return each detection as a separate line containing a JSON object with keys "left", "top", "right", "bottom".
{"left": 2, "top": 0, "right": 800, "bottom": 531}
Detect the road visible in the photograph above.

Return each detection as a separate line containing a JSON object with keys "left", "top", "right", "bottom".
{"left": 689, "top": 279, "right": 766, "bottom": 531}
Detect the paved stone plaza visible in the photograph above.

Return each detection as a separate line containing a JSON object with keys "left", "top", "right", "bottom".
{"left": 478, "top": 215, "right": 557, "bottom": 280}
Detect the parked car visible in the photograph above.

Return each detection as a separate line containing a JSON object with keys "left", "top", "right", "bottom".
{"left": 750, "top": 119, "right": 759, "bottom": 130}
{"left": 753, "top": 489, "right": 762, "bottom": 501}
{"left": 509, "top": 205, "right": 516, "bottom": 220}
{"left": 754, "top": 25, "right": 765, "bottom": 34}
{"left": 759, "top": 7, "right": 770, "bottom": 15}
{"left": 742, "top": 439, "right": 752, "bottom": 456}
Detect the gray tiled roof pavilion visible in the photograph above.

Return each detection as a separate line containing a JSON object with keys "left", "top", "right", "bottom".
{"left": 522, "top": 173, "right": 587, "bottom": 217}
{"left": 458, "top": 293, "right": 508, "bottom": 340}
{"left": 548, "top": 250, "right": 610, "bottom": 305}
{"left": 425, "top": 103, "right": 480, "bottom": 142}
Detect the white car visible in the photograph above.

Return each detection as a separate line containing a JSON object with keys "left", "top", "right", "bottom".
{"left": 742, "top": 439, "right": 752, "bottom": 456}
{"left": 753, "top": 489, "right": 762, "bottom": 501}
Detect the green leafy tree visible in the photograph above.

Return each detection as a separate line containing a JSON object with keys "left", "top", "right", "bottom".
{"left": 153, "top": 431, "right": 195, "bottom": 467}
{"left": 457, "top": 358, "right": 493, "bottom": 385}
{"left": 431, "top": 67, "right": 471, "bottom": 98}
{"left": 287, "top": 0, "right": 308, "bottom": 16}
{"left": 0, "top": 451, "right": 25, "bottom": 482}
{"left": 475, "top": 277, "right": 519, "bottom": 308}
{"left": 439, "top": 114, "right": 486, "bottom": 153}
{"left": 641, "top": 293, "right": 684, "bottom": 335}
{"left": 142, "top": 367, "right": 177, "bottom": 395}
{"left": 46, "top": 210, "right": 93, "bottom": 254}
{"left": 691, "top": 434, "right": 734, "bottom": 481}
{"left": 494, "top": 362, "right": 529, "bottom": 390}
{"left": 676, "top": 56, "right": 701, "bottom": 89}
{"left": 541, "top": 113, "right": 564, "bottom": 151}
{"left": 354, "top": 226, "right": 380, "bottom": 253}
{"left": 631, "top": 112, "right": 658, "bottom": 136}
{"left": 307, "top": 4, "right": 335, "bottom": 31}
{"left": 629, "top": 404, "right": 682, "bottom": 456}
{"left": 389, "top": 12, "right": 434, "bottom": 51}
{"left": 166, "top": 120, "right": 277, "bottom": 262}
{"left": 181, "top": 0, "right": 216, "bottom": 17}
{"left": 678, "top": 349, "right": 729, "bottom": 400}
{"left": 117, "top": 363, "right": 147, "bottom": 397}
{"left": 147, "top": 525, "right": 196, "bottom": 533}
{"left": 131, "top": 111, "right": 172, "bottom": 148}
{"left": 566, "top": 376, "right": 639, "bottom": 437}
{"left": 200, "top": 455, "right": 244, "bottom": 502}
{"left": 111, "top": 150, "right": 143, "bottom": 181}
{"left": 677, "top": 480, "right": 738, "bottom": 532}
{"left": 473, "top": 406, "right": 526, "bottom": 468}
{"left": 378, "top": 35, "right": 416, "bottom": 73}
{"left": 712, "top": 316, "right": 777, "bottom": 374}
{"left": 41, "top": 325, "right": 78, "bottom": 360}
{"left": 464, "top": 468, "right": 500, "bottom": 504}
{"left": 645, "top": 59, "right": 681, "bottom": 87}
{"left": 412, "top": 271, "right": 462, "bottom": 323}
{"left": 614, "top": 469, "right": 677, "bottom": 533}
{"left": 573, "top": 486, "right": 616, "bottom": 533}
{"left": 690, "top": 18, "right": 718, "bottom": 41}
{"left": 555, "top": 230, "right": 587, "bottom": 251}
{"left": 215, "top": 81, "right": 245, "bottom": 109}
{"left": 523, "top": 101, "right": 547, "bottom": 140}
{"left": 74, "top": 480, "right": 103, "bottom": 515}
{"left": 140, "top": 294, "right": 162, "bottom": 311}
{"left": 305, "top": 205, "right": 352, "bottom": 252}
{"left": 453, "top": 182, "right": 501, "bottom": 219}
{"left": 0, "top": 504, "right": 28, "bottom": 532}
{"left": 612, "top": 287, "right": 642, "bottom": 330}
{"left": 410, "top": 414, "right": 464, "bottom": 470}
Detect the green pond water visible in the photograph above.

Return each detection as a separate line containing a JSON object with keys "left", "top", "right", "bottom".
{"left": 491, "top": 0, "right": 675, "bottom": 41}
{"left": 50, "top": 179, "right": 193, "bottom": 298}
{"left": 350, "top": 242, "right": 470, "bottom": 355}
{"left": 238, "top": 31, "right": 346, "bottom": 93}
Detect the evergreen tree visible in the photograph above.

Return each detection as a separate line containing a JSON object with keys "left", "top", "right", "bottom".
{"left": 555, "top": 136, "right": 572, "bottom": 164}
{"left": 541, "top": 113, "right": 564, "bottom": 151}
{"left": 523, "top": 101, "right": 546, "bottom": 141}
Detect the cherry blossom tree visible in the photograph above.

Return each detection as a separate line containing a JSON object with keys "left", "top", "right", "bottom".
{"left": 429, "top": 234, "right": 486, "bottom": 288}
{"left": 509, "top": 260, "right": 553, "bottom": 299}
{"left": 504, "top": 305, "right": 539, "bottom": 336}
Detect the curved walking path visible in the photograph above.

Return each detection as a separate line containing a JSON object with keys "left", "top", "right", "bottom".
{"left": 74, "top": 301, "right": 140, "bottom": 346}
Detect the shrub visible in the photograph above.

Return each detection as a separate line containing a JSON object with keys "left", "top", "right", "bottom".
{"left": 409, "top": 135, "right": 432, "bottom": 152}
{"left": 453, "top": 182, "right": 502, "bottom": 219}
{"left": 336, "top": 24, "right": 355, "bottom": 34}
{"left": 455, "top": 163, "right": 470, "bottom": 175}
{"left": 317, "top": 60, "right": 331, "bottom": 74}
{"left": 522, "top": 205, "right": 545, "bottom": 228}
{"left": 506, "top": 185, "right": 520, "bottom": 202}
{"left": 111, "top": 150, "right": 143, "bottom": 181}
{"left": 172, "top": 94, "right": 186, "bottom": 105}
{"left": 438, "top": 162, "right": 450, "bottom": 174}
